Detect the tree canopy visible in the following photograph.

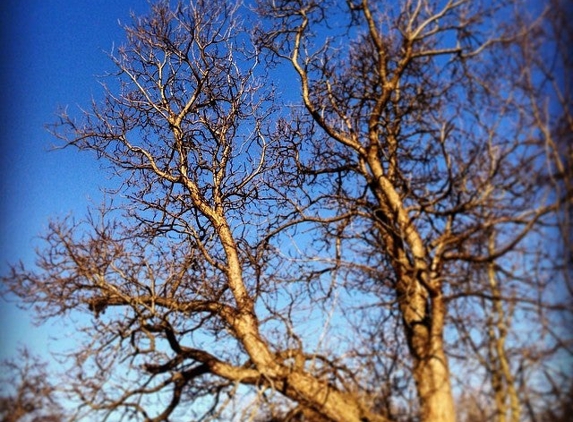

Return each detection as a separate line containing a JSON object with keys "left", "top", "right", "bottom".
{"left": 2, "top": 0, "right": 571, "bottom": 421}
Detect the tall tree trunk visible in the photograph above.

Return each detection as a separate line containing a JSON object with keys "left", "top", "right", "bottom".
{"left": 369, "top": 157, "right": 456, "bottom": 422}
{"left": 486, "top": 232, "right": 521, "bottom": 422}
{"left": 400, "top": 282, "right": 456, "bottom": 422}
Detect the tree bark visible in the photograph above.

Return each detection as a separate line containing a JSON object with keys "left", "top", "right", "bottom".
{"left": 407, "top": 293, "right": 456, "bottom": 422}
{"left": 368, "top": 155, "right": 456, "bottom": 422}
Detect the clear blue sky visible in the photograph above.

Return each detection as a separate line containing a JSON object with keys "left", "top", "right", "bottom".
{"left": 0, "top": 0, "right": 154, "bottom": 361}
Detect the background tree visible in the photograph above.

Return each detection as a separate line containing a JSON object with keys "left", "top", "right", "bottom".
{"left": 0, "top": 350, "right": 66, "bottom": 422}
{"left": 1, "top": 0, "right": 570, "bottom": 421}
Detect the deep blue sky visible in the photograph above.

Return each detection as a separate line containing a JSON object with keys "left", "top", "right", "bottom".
{"left": 0, "top": 0, "right": 154, "bottom": 361}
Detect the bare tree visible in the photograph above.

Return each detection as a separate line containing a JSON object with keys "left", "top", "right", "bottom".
{"left": 0, "top": 350, "right": 66, "bottom": 422}
{"left": 2, "top": 1, "right": 391, "bottom": 421}
{"left": 254, "top": 0, "right": 571, "bottom": 421}
{"left": 1, "top": 0, "right": 570, "bottom": 421}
